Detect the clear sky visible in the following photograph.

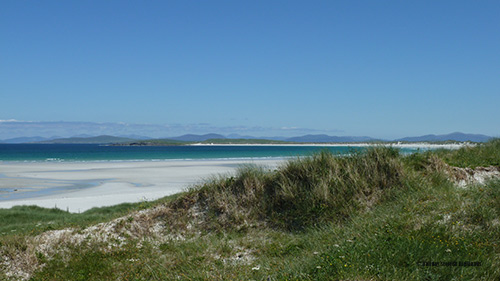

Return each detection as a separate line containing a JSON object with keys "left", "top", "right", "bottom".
{"left": 1, "top": 1, "right": 499, "bottom": 139}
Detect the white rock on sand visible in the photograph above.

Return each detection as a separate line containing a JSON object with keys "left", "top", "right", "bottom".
{"left": 0, "top": 159, "right": 283, "bottom": 213}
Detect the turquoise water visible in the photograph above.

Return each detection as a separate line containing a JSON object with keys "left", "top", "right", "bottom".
{"left": 0, "top": 144, "right": 420, "bottom": 162}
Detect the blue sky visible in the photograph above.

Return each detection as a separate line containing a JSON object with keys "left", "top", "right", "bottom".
{"left": 1, "top": 1, "right": 499, "bottom": 139}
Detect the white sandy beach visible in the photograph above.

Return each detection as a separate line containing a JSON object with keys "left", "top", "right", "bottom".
{"left": 0, "top": 159, "right": 284, "bottom": 213}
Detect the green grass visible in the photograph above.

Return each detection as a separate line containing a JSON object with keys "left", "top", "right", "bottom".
{"left": 0, "top": 194, "right": 182, "bottom": 236}
{"left": 306, "top": 179, "right": 500, "bottom": 280}
{"left": 437, "top": 138, "right": 500, "bottom": 168}
{"left": 1, "top": 141, "right": 500, "bottom": 280}
{"left": 0, "top": 204, "right": 134, "bottom": 236}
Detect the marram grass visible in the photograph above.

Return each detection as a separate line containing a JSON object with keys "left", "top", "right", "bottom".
{"left": 191, "top": 147, "right": 406, "bottom": 231}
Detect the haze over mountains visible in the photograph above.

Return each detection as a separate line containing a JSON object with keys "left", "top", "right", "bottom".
{"left": 0, "top": 132, "right": 494, "bottom": 144}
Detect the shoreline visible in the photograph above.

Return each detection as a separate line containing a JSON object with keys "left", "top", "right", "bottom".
{"left": 0, "top": 158, "right": 284, "bottom": 213}
{"left": 0, "top": 156, "right": 288, "bottom": 164}
{"left": 190, "top": 142, "right": 470, "bottom": 149}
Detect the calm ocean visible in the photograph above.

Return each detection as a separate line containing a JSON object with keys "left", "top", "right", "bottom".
{"left": 0, "top": 144, "right": 416, "bottom": 162}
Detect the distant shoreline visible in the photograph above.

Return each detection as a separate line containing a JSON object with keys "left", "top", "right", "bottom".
{"left": 115, "top": 141, "right": 472, "bottom": 150}
{"left": 189, "top": 142, "right": 470, "bottom": 149}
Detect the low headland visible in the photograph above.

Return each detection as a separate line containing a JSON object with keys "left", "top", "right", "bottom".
{"left": 1, "top": 139, "right": 499, "bottom": 280}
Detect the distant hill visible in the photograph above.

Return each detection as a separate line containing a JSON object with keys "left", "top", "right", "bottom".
{"left": 0, "top": 136, "right": 53, "bottom": 144}
{"left": 71, "top": 134, "right": 95, "bottom": 138}
{"left": 396, "top": 132, "right": 492, "bottom": 143}
{"left": 118, "top": 134, "right": 153, "bottom": 140}
{"left": 114, "top": 139, "right": 189, "bottom": 146}
{"left": 227, "top": 134, "right": 288, "bottom": 141}
{"left": 226, "top": 134, "right": 259, "bottom": 139}
{"left": 201, "top": 138, "right": 290, "bottom": 144}
{"left": 168, "top": 134, "right": 226, "bottom": 142}
{"left": 286, "top": 134, "right": 376, "bottom": 143}
{"left": 38, "top": 135, "right": 137, "bottom": 144}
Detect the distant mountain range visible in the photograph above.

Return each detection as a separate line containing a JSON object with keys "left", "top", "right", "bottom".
{"left": 168, "top": 134, "right": 226, "bottom": 142}
{"left": 0, "top": 136, "right": 54, "bottom": 143}
{"left": 395, "top": 132, "right": 492, "bottom": 143}
{"left": 285, "top": 134, "right": 376, "bottom": 143}
{"left": 0, "top": 132, "right": 494, "bottom": 144}
{"left": 36, "top": 135, "right": 136, "bottom": 144}
{"left": 164, "top": 132, "right": 492, "bottom": 143}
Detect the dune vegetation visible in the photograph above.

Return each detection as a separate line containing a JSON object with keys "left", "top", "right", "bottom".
{"left": 1, "top": 140, "right": 499, "bottom": 280}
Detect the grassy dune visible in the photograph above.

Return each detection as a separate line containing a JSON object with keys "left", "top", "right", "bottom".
{"left": 1, "top": 141, "right": 499, "bottom": 280}
{"left": 438, "top": 138, "right": 500, "bottom": 168}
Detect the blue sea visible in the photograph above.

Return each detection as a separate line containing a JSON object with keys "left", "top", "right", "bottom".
{"left": 0, "top": 144, "right": 420, "bottom": 162}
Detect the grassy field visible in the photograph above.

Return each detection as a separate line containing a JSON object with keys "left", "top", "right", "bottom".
{"left": 1, "top": 140, "right": 499, "bottom": 280}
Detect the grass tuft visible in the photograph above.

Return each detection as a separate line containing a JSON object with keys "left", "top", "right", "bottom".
{"left": 170, "top": 147, "right": 407, "bottom": 232}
